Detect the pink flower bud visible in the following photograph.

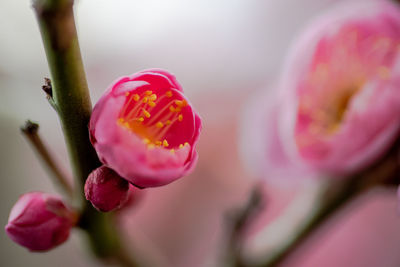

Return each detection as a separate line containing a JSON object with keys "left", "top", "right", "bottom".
{"left": 5, "top": 192, "right": 76, "bottom": 251}
{"left": 85, "top": 166, "right": 130, "bottom": 212}
{"left": 89, "top": 69, "right": 202, "bottom": 187}
{"left": 241, "top": 1, "right": 400, "bottom": 180}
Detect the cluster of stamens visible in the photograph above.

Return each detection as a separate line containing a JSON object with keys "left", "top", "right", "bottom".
{"left": 118, "top": 89, "right": 189, "bottom": 152}
{"left": 298, "top": 32, "right": 399, "bottom": 140}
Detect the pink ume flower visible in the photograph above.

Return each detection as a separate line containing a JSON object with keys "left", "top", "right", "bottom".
{"left": 85, "top": 166, "right": 130, "bottom": 212}
{"left": 90, "top": 69, "right": 202, "bottom": 188}
{"left": 5, "top": 192, "right": 76, "bottom": 251}
{"left": 281, "top": 0, "right": 400, "bottom": 174}
{"left": 242, "top": 0, "right": 400, "bottom": 180}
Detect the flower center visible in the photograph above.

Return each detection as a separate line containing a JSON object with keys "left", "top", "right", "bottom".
{"left": 320, "top": 87, "right": 359, "bottom": 133}
{"left": 117, "top": 90, "right": 189, "bottom": 151}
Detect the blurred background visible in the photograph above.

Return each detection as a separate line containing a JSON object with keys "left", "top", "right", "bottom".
{"left": 1, "top": 0, "right": 400, "bottom": 266}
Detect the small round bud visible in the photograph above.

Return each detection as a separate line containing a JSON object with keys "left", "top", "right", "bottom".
{"left": 5, "top": 192, "right": 76, "bottom": 251}
{"left": 85, "top": 166, "right": 130, "bottom": 212}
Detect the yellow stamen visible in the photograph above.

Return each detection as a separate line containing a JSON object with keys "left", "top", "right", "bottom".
{"left": 143, "top": 109, "right": 151, "bottom": 118}
{"left": 163, "top": 139, "right": 169, "bottom": 147}
{"left": 170, "top": 149, "right": 175, "bottom": 154}
{"left": 175, "top": 100, "right": 188, "bottom": 107}
{"left": 146, "top": 101, "right": 176, "bottom": 125}
{"left": 150, "top": 94, "right": 157, "bottom": 101}
{"left": 120, "top": 89, "right": 191, "bottom": 146}
{"left": 184, "top": 142, "right": 189, "bottom": 146}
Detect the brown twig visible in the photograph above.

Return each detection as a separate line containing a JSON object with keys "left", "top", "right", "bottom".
{"left": 245, "top": 136, "right": 400, "bottom": 267}
{"left": 21, "top": 120, "right": 74, "bottom": 198}
{"left": 225, "top": 185, "right": 264, "bottom": 267}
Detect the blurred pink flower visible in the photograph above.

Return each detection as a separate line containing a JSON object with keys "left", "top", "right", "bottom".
{"left": 5, "top": 192, "right": 76, "bottom": 251}
{"left": 242, "top": 0, "right": 400, "bottom": 180}
{"left": 85, "top": 166, "right": 130, "bottom": 212}
{"left": 90, "top": 69, "right": 201, "bottom": 188}
{"left": 282, "top": 0, "right": 400, "bottom": 174}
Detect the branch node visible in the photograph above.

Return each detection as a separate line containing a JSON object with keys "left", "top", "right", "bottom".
{"left": 42, "top": 77, "right": 52, "bottom": 98}
{"left": 21, "top": 120, "right": 39, "bottom": 135}
{"left": 41, "top": 77, "right": 58, "bottom": 111}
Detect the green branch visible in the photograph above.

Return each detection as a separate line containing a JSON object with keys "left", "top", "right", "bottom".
{"left": 32, "top": 0, "right": 140, "bottom": 265}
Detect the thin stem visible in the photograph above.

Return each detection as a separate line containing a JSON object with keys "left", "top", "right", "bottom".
{"left": 225, "top": 186, "right": 264, "bottom": 267}
{"left": 257, "top": 179, "right": 361, "bottom": 267}
{"left": 245, "top": 137, "right": 400, "bottom": 267}
{"left": 32, "top": 0, "right": 140, "bottom": 266}
{"left": 21, "top": 120, "right": 73, "bottom": 198}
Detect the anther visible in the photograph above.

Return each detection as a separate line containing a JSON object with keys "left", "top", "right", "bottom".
{"left": 156, "top": 122, "right": 164, "bottom": 128}
{"left": 169, "top": 106, "right": 175, "bottom": 112}
{"left": 178, "top": 114, "right": 183, "bottom": 121}
{"left": 150, "top": 94, "right": 157, "bottom": 101}
{"left": 143, "top": 109, "right": 151, "bottom": 118}
{"left": 163, "top": 139, "right": 169, "bottom": 147}
{"left": 133, "top": 94, "right": 140, "bottom": 101}
{"left": 165, "top": 120, "right": 171, "bottom": 125}
{"left": 166, "top": 91, "right": 173, "bottom": 97}
{"left": 175, "top": 100, "right": 187, "bottom": 107}
{"left": 145, "top": 90, "right": 153, "bottom": 95}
